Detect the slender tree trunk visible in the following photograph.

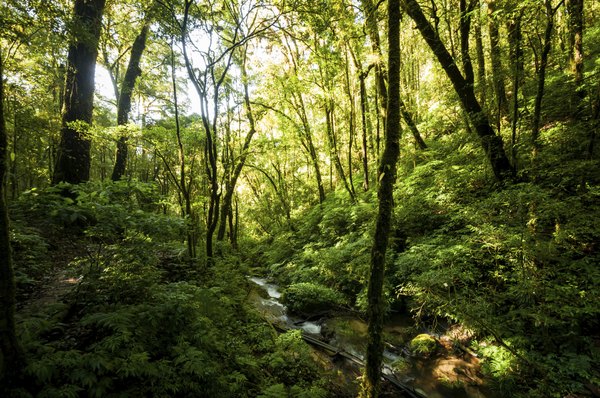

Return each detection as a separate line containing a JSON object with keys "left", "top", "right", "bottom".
{"left": 170, "top": 39, "right": 195, "bottom": 258}
{"left": 343, "top": 48, "right": 357, "bottom": 198}
{"left": 181, "top": 0, "right": 226, "bottom": 261}
{"left": 349, "top": 47, "right": 372, "bottom": 190}
{"left": 362, "top": 0, "right": 426, "bottom": 153}
{"left": 217, "top": 50, "right": 257, "bottom": 242}
{"left": 359, "top": 71, "right": 371, "bottom": 190}
{"left": 0, "top": 48, "right": 24, "bottom": 387}
{"left": 52, "top": 0, "right": 106, "bottom": 185}
{"left": 460, "top": 0, "right": 475, "bottom": 86}
{"left": 403, "top": 0, "right": 513, "bottom": 181}
{"left": 361, "top": 0, "right": 388, "bottom": 131}
{"left": 400, "top": 101, "right": 427, "bottom": 149}
{"left": 567, "top": 0, "right": 584, "bottom": 102}
{"left": 10, "top": 99, "right": 17, "bottom": 199}
{"left": 298, "top": 95, "right": 326, "bottom": 203}
{"left": 532, "top": 0, "right": 560, "bottom": 152}
{"left": 474, "top": 2, "right": 487, "bottom": 106}
{"left": 362, "top": 0, "right": 401, "bottom": 396}
{"left": 508, "top": 12, "right": 524, "bottom": 169}
{"left": 486, "top": 0, "right": 509, "bottom": 122}
{"left": 111, "top": 22, "right": 150, "bottom": 181}
{"left": 324, "top": 101, "right": 355, "bottom": 200}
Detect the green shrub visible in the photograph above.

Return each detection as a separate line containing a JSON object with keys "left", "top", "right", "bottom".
{"left": 281, "top": 283, "right": 346, "bottom": 315}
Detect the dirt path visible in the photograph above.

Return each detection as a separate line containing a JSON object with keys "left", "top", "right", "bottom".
{"left": 18, "top": 235, "right": 87, "bottom": 316}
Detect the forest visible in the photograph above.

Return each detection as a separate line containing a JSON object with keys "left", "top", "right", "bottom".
{"left": 1, "top": 0, "right": 599, "bottom": 397}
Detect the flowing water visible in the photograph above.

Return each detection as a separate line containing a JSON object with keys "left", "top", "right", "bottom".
{"left": 248, "top": 277, "right": 498, "bottom": 398}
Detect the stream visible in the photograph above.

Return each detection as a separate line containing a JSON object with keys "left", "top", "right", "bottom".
{"left": 248, "top": 277, "right": 497, "bottom": 398}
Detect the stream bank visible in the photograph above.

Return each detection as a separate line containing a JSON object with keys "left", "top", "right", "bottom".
{"left": 248, "top": 276, "right": 498, "bottom": 398}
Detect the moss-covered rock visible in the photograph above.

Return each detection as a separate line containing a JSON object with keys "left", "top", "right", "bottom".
{"left": 281, "top": 282, "right": 346, "bottom": 315}
{"left": 409, "top": 333, "right": 438, "bottom": 357}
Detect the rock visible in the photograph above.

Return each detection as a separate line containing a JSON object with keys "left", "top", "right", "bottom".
{"left": 409, "top": 333, "right": 438, "bottom": 358}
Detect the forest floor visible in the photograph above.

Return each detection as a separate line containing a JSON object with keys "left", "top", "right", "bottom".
{"left": 17, "top": 233, "right": 86, "bottom": 315}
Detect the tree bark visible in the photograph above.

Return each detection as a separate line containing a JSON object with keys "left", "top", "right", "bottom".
{"left": 359, "top": 71, "right": 371, "bottom": 190}
{"left": 361, "top": 0, "right": 426, "bottom": 153}
{"left": 362, "top": 0, "right": 401, "bottom": 396}
{"left": 532, "top": 0, "right": 560, "bottom": 152}
{"left": 486, "top": 0, "right": 509, "bottom": 121}
{"left": 111, "top": 22, "right": 150, "bottom": 181}
{"left": 324, "top": 101, "right": 355, "bottom": 200}
{"left": 403, "top": 0, "right": 513, "bottom": 181}
{"left": 217, "top": 50, "right": 257, "bottom": 242}
{"left": 508, "top": 11, "right": 524, "bottom": 169}
{"left": 0, "top": 48, "right": 24, "bottom": 386}
{"left": 52, "top": 0, "right": 106, "bottom": 185}
{"left": 567, "top": 0, "right": 584, "bottom": 88}
{"left": 474, "top": 3, "right": 487, "bottom": 107}
{"left": 460, "top": 0, "right": 475, "bottom": 86}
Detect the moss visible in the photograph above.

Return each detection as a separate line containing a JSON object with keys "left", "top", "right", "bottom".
{"left": 409, "top": 334, "right": 438, "bottom": 357}
{"left": 281, "top": 283, "right": 346, "bottom": 315}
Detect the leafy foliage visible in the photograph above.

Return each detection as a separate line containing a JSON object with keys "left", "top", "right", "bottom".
{"left": 281, "top": 282, "right": 346, "bottom": 315}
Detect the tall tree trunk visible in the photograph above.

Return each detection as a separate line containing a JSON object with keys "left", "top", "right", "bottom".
{"left": 460, "top": 0, "right": 475, "bottom": 86}
{"left": 181, "top": 0, "right": 229, "bottom": 261}
{"left": 508, "top": 11, "right": 524, "bottom": 169}
{"left": 474, "top": 2, "right": 487, "bottom": 107}
{"left": 296, "top": 93, "right": 326, "bottom": 203}
{"left": 343, "top": 47, "right": 358, "bottom": 198}
{"left": 532, "top": 0, "right": 560, "bottom": 152}
{"left": 362, "top": 0, "right": 426, "bottom": 153}
{"left": 361, "top": 0, "right": 388, "bottom": 131}
{"left": 359, "top": 71, "right": 371, "bottom": 190}
{"left": 403, "top": 0, "right": 513, "bottom": 181}
{"left": 486, "top": 0, "right": 509, "bottom": 122}
{"left": 362, "top": 0, "right": 401, "bottom": 396}
{"left": 111, "top": 22, "right": 150, "bottom": 181}
{"left": 52, "top": 0, "right": 106, "bottom": 185}
{"left": 0, "top": 48, "right": 24, "bottom": 386}
{"left": 349, "top": 46, "right": 373, "bottom": 190}
{"left": 567, "top": 0, "right": 584, "bottom": 99}
{"left": 217, "top": 50, "right": 257, "bottom": 242}
{"left": 170, "top": 40, "right": 196, "bottom": 258}
{"left": 325, "top": 101, "right": 355, "bottom": 200}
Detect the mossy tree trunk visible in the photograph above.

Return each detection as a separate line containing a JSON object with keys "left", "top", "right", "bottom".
{"left": 217, "top": 49, "right": 257, "bottom": 242}
{"left": 567, "top": 0, "right": 584, "bottom": 91}
{"left": 361, "top": 0, "right": 426, "bottom": 153}
{"left": 52, "top": 0, "right": 106, "bottom": 185}
{"left": 111, "top": 21, "right": 150, "bottom": 181}
{"left": 361, "top": 0, "right": 401, "bottom": 396}
{"left": 486, "top": 0, "right": 509, "bottom": 122}
{"left": 403, "top": 0, "right": 513, "bottom": 181}
{"left": 0, "top": 48, "right": 24, "bottom": 387}
{"left": 532, "top": 0, "right": 560, "bottom": 153}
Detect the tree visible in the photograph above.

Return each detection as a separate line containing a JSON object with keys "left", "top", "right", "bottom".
{"left": 361, "top": 0, "right": 401, "bottom": 395}
{"left": 52, "top": 0, "right": 106, "bottom": 185}
{"left": 531, "top": 0, "right": 562, "bottom": 152}
{"left": 486, "top": 0, "right": 509, "bottom": 122}
{"left": 217, "top": 47, "right": 258, "bottom": 245}
{"left": 567, "top": 0, "right": 584, "bottom": 93}
{"left": 361, "top": 0, "right": 426, "bottom": 153}
{"left": 111, "top": 9, "right": 153, "bottom": 181}
{"left": 0, "top": 46, "right": 23, "bottom": 387}
{"left": 402, "top": 0, "right": 513, "bottom": 181}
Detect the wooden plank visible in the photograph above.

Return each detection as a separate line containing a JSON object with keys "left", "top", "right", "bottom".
{"left": 273, "top": 323, "right": 426, "bottom": 398}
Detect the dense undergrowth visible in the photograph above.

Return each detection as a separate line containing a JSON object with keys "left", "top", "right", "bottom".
{"left": 5, "top": 122, "right": 600, "bottom": 397}
{"left": 249, "top": 117, "right": 600, "bottom": 397}
{"left": 6, "top": 182, "right": 331, "bottom": 398}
